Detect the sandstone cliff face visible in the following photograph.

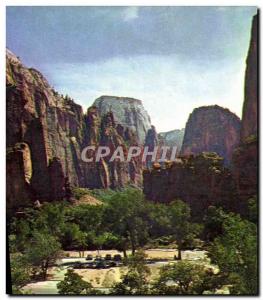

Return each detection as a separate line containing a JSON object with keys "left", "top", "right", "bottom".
{"left": 6, "top": 50, "right": 142, "bottom": 209}
{"left": 145, "top": 125, "right": 158, "bottom": 148}
{"left": 93, "top": 96, "right": 151, "bottom": 144}
{"left": 7, "top": 49, "right": 87, "bottom": 203}
{"left": 7, "top": 143, "right": 33, "bottom": 209}
{"left": 84, "top": 108, "right": 142, "bottom": 189}
{"left": 232, "top": 138, "right": 257, "bottom": 206}
{"left": 240, "top": 14, "right": 258, "bottom": 142}
{"left": 143, "top": 14, "right": 258, "bottom": 217}
{"left": 144, "top": 125, "right": 159, "bottom": 167}
{"left": 181, "top": 105, "right": 241, "bottom": 165}
{"left": 232, "top": 13, "right": 258, "bottom": 209}
{"left": 143, "top": 152, "right": 237, "bottom": 218}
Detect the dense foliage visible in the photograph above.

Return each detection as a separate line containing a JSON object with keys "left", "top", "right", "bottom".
{"left": 57, "top": 270, "right": 95, "bottom": 295}
{"left": 8, "top": 188, "right": 258, "bottom": 295}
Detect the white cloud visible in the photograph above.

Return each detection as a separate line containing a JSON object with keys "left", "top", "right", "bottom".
{"left": 42, "top": 54, "right": 245, "bottom": 133}
{"left": 122, "top": 7, "right": 139, "bottom": 22}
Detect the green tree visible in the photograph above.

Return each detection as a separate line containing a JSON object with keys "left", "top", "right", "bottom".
{"left": 10, "top": 254, "right": 31, "bottom": 293}
{"left": 9, "top": 204, "right": 66, "bottom": 253}
{"left": 25, "top": 231, "right": 61, "bottom": 280}
{"left": 248, "top": 196, "right": 258, "bottom": 224}
{"left": 102, "top": 188, "right": 149, "bottom": 256}
{"left": 34, "top": 203, "right": 67, "bottom": 237}
{"left": 57, "top": 269, "right": 95, "bottom": 295}
{"left": 203, "top": 206, "right": 227, "bottom": 241}
{"left": 152, "top": 261, "right": 221, "bottom": 295}
{"left": 60, "top": 223, "right": 87, "bottom": 257}
{"left": 67, "top": 204, "right": 103, "bottom": 236}
{"left": 111, "top": 250, "right": 150, "bottom": 295}
{"left": 210, "top": 213, "right": 258, "bottom": 295}
{"left": 10, "top": 219, "right": 32, "bottom": 252}
{"left": 146, "top": 202, "right": 171, "bottom": 238}
{"left": 167, "top": 200, "right": 202, "bottom": 259}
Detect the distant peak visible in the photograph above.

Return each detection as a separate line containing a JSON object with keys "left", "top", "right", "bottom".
{"left": 192, "top": 105, "right": 240, "bottom": 121}
{"left": 95, "top": 95, "right": 143, "bottom": 105}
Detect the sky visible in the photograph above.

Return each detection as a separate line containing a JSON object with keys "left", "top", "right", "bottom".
{"left": 6, "top": 6, "right": 257, "bottom": 132}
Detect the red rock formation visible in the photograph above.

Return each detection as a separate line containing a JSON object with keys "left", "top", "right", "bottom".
{"left": 232, "top": 13, "right": 258, "bottom": 212}
{"left": 144, "top": 125, "right": 159, "bottom": 167}
{"left": 232, "top": 139, "right": 257, "bottom": 206}
{"left": 6, "top": 49, "right": 85, "bottom": 205}
{"left": 240, "top": 14, "right": 258, "bottom": 142}
{"left": 6, "top": 50, "right": 143, "bottom": 208}
{"left": 48, "top": 157, "right": 67, "bottom": 201}
{"left": 84, "top": 109, "right": 142, "bottom": 189}
{"left": 143, "top": 152, "right": 237, "bottom": 217}
{"left": 143, "top": 14, "right": 259, "bottom": 217}
{"left": 181, "top": 105, "right": 241, "bottom": 165}
{"left": 6, "top": 143, "right": 33, "bottom": 210}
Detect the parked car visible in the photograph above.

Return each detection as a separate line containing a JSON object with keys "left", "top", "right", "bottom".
{"left": 94, "top": 256, "right": 103, "bottom": 263}
{"left": 86, "top": 254, "right": 93, "bottom": 261}
{"left": 83, "top": 262, "right": 94, "bottom": 268}
{"left": 73, "top": 262, "right": 85, "bottom": 269}
{"left": 113, "top": 254, "right": 122, "bottom": 261}
{"left": 108, "top": 261, "right": 117, "bottom": 267}
{"left": 94, "top": 261, "right": 107, "bottom": 269}
{"left": 104, "top": 254, "right": 112, "bottom": 260}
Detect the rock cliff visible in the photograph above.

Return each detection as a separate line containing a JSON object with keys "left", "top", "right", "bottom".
{"left": 93, "top": 96, "right": 151, "bottom": 144}
{"left": 240, "top": 14, "right": 258, "bottom": 142}
{"left": 181, "top": 105, "right": 241, "bottom": 165}
{"left": 144, "top": 125, "right": 159, "bottom": 167}
{"left": 232, "top": 13, "right": 258, "bottom": 211}
{"left": 7, "top": 48, "right": 86, "bottom": 206}
{"left": 83, "top": 107, "right": 142, "bottom": 189}
{"left": 158, "top": 128, "right": 185, "bottom": 154}
{"left": 143, "top": 153, "right": 237, "bottom": 218}
{"left": 6, "top": 50, "right": 143, "bottom": 209}
{"left": 143, "top": 14, "right": 258, "bottom": 217}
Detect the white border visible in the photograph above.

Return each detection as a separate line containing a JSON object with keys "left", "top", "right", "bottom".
{"left": 1, "top": 1, "right": 262, "bottom": 299}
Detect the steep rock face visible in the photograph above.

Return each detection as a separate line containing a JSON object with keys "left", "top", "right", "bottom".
{"left": 181, "top": 105, "right": 241, "bottom": 165}
{"left": 144, "top": 125, "right": 159, "bottom": 166}
{"left": 6, "top": 49, "right": 86, "bottom": 203}
{"left": 93, "top": 96, "right": 151, "bottom": 144}
{"left": 158, "top": 128, "right": 185, "bottom": 155}
{"left": 145, "top": 125, "right": 158, "bottom": 149}
{"left": 83, "top": 108, "right": 142, "bottom": 189}
{"left": 240, "top": 14, "right": 258, "bottom": 142}
{"left": 143, "top": 152, "right": 237, "bottom": 218}
{"left": 6, "top": 50, "right": 143, "bottom": 208}
{"left": 232, "top": 13, "right": 258, "bottom": 210}
{"left": 143, "top": 14, "right": 258, "bottom": 217}
{"left": 6, "top": 143, "right": 33, "bottom": 210}
{"left": 232, "top": 139, "right": 257, "bottom": 207}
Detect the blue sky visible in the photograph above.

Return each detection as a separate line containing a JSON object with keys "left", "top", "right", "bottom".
{"left": 6, "top": 6, "right": 257, "bottom": 132}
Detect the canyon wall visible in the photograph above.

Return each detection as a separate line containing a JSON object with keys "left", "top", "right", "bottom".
{"left": 181, "top": 105, "right": 241, "bottom": 165}
{"left": 6, "top": 49, "right": 86, "bottom": 206}
{"left": 240, "top": 14, "right": 258, "bottom": 142}
{"left": 6, "top": 50, "right": 147, "bottom": 209}
{"left": 232, "top": 13, "right": 258, "bottom": 209}
{"left": 93, "top": 96, "right": 151, "bottom": 144}
{"left": 143, "top": 153, "right": 237, "bottom": 218}
{"left": 144, "top": 14, "right": 258, "bottom": 216}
